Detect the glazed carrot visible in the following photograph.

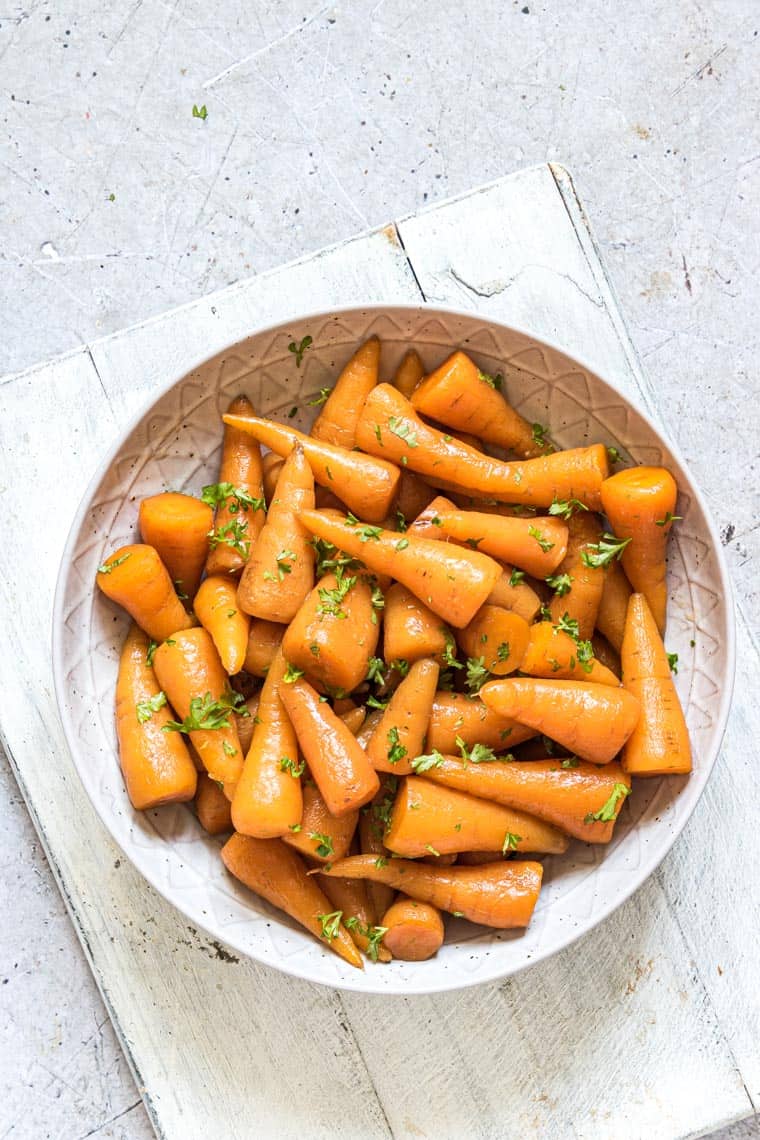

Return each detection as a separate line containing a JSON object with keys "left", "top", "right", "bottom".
{"left": 355, "top": 384, "right": 608, "bottom": 508}
{"left": 152, "top": 629, "right": 244, "bottom": 796}
{"left": 382, "top": 584, "right": 449, "bottom": 666}
{"left": 138, "top": 492, "right": 214, "bottom": 601}
{"left": 394, "top": 471, "right": 437, "bottom": 526}
{"left": 115, "top": 624, "right": 197, "bottom": 810}
{"left": 262, "top": 451, "right": 284, "bottom": 503}
{"left": 484, "top": 568, "right": 542, "bottom": 622}
{"left": 422, "top": 756, "right": 631, "bottom": 843}
{"left": 194, "top": 575, "right": 250, "bottom": 674}
{"left": 407, "top": 494, "right": 457, "bottom": 540}
{"left": 221, "top": 834, "right": 363, "bottom": 969}
{"left": 320, "top": 855, "right": 543, "bottom": 929}
{"left": 96, "top": 544, "right": 196, "bottom": 642}
{"left": 621, "top": 593, "right": 691, "bottom": 776}
{"left": 340, "top": 706, "right": 367, "bottom": 735}
{"left": 392, "top": 348, "right": 425, "bottom": 399}
{"left": 358, "top": 774, "right": 396, "bottom": 919}
{"left": 596, "top": 558, "right": 632, "bottom": 652}
{"left": 410, "top": 350, "right": 544, "bottom": 458}
{"left": 281, "top": 571, "right": 380, "bottom": 693}
{"left": 426, "top": 692, "right": 536, "bottom": 754}
{"left": 311, "top": 336, "right": 380, "bottom": 448}
{"left": 282, "top": 782, "right": 359, "bottom": 864}
{"left": 231, "top": 650, "right": 302, "bottom": 836}
{"left": 520, "top": 622, "right": 620, "bottom": 686}
{"left": 385, "top": 776, "right": 568, "bottom": 857}
{"left": 195, "top": 772, "right": 233, "bottom": 835}
{"left": 480, "top": 677, "right": 640, "bottom": 765}
{"left": 380, "top": 896, "right": 443, "bottom": 961}
{"left": 297, "top": 510, "right": 501, "bottom": 629}
{"left": 436, "top": 509, "right": 568, "bottom": 577}
{"left": 591, "top": 633, "right": 622, "bottom": 679}
{"left": 234, "top": 694, "right": 259, "bottom": 755}
{"left": 243, "top": 618, "right": 285, "bottom": 677}
{"left": 280, "top": 679, "right": 379, "bottom": 815}
{"left": 320, "top": 876, "right": 392, "bottom": 961}
{"left": 366, "top": 658, "right": 440, "bottom": 775}
{"left": 600, "top": 466, "right": 678, "bottom": 634}
{"left": 205, "top": 394, "right": 265, "bottom": 576}
{"left": 545, "top": 509, "right": 604, "bottom": 638}
{"left": 456, "top": 606, "right": 530, "bottom": 676}
{"left": 222, "top": 411, "right": 400, "bottom": 523}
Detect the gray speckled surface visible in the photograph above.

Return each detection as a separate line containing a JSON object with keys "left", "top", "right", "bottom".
{"left": 1, "top": 1, "right": 758, "bottom": 1136}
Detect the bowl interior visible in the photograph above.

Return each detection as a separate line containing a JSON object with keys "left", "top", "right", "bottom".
{"left": 54, "top": 306, "right": 733, "bottom": 994}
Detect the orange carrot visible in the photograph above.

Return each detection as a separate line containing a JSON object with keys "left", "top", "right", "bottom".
{"left": 231, "top": 650, "right": 302, "bottom": 836}
{"left": 596, "top": 558, "right": 632, "bottom": 652}
{"left": 358, "top": 775, "right": 396, "bottom": 919}
{"left": 426, "top": 692, "right": 536, "bottom": 754}
{"left": 320, "top": 876, "right": 392, "bottom": 961}
{"left": 484, "top": 568, "right": 542, "bottom": 622}
{"left": 392, "top": 348, "right": 425, "bottom": 399}
{"left": 194, "top": 575, "right": 250, "bottom": 674}
{"left": 262, "top": 451, "right": 285, "bottom": 503}
{"left": 138, "top": 492, "right": 214, "bottom": 601}
{"left": 547, "top": 510, "right": 605, "bottom": 638}
{"left": 436, "top": 509, "right": 568, "bottom": 577}
{"left": 320, "top": 855, "right": 543, "bottom": 929}
{"left": 591, "top": 633, "right": 622, "bottom": 679}
{"left": 279, "top": 678, "right": 379, "bottom": 815}
{"left": 282, "top": 781, "right": 359, "bottom": 864}
{"left": 205, "top": 394, "right": 265, "bottom": 576}
{"left": 115, "top": 624, "right": 197, "bottom": 810}
{"left": 243, "top": 618, "right": 285, "bottom": 677}
{"left": 235, "top": 694, "right": 260, "bottom": 755}
{"left": 380, "top": 895, "right": 443, "bottom": 961}
{"left": 456, "top": 606, "right": 530, "bottom": 676}
{"left": 621, "top": 593, "right": 691, "bottom": 776}
{"left": 385, "top": 776, "right": 568, "bottom": 856}
{"left": 394, "top": 471, "right": 437, "bottom": 526}
{"left": 297, "top": 509, "right": 501, "bottom": 629}
{"left": 222, "top": 411, "right": 400, "bottom": 523}
{"left": 366, "top": 658, "right": 440, "bottom": 775}
{"left": 520, "top": 622, "right": 620, "bottom": 686}
{"left": 311, "top": 336, "right": 380, "bottom": 449}
{"left": 195, "top": 772, "right": 233, "bottom": 835}
{"left": 221, "top": 834, "right": 362, "bottom": 968}
{"left": 382, "top": 584, "right": 449, "bottom": 666}
{"left": 96, "top": 544, "right": 196, "bottom": 642}
{"left": 600, "top": 466, "right": 679, "bottom": 634}
{"left": 407, "top": 494, "right": 457, "bottom": 539}
{"left": 339, "top": 705, "right": 367, "bottom": 735}
{"left": 480, "top": 677, "right": 640, "bottom": 765}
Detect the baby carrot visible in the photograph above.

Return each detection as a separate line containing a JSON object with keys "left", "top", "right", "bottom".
{"left": 520, "top": 622, "right": 620, "bottom": 686}
{"left": 591, "top": 633, "right": 622, "bottom": 679}
{"left": 320, "top": 875, "right": 392, "bottom": 962}
{"left": 547, "top": 510, "right": 605, "bottom": 639}
{"left": 320, "top": 855, "right": 543, "bottom": 929}
{"left": 380, "top": 896, "right": 443, "bottom": 961}
{"left": 480, "top": 677, "right": 640, "bottom": 765}
{"left": 407, "top": 494, "right": 457, "bottom": 539}
{"left": 394, "top": 471, "right": 437, "bottom": 526}
{"left": 221, "top": 834, "right": 363, "bottom": 969}
{"left": 297, "top": 509, "right": 501, "bottom": 629}
{"left": 456, "top": 606, "right": 530, "bottom": 676}
{"left": 484, "top": 568, "right": 542, "bottom": 622}
{"left": 392, "top": 348, "right": 425, "bottom": 399}
{"left": 195, "top": 772, "right": 233, "bottom": 835}
{"left": 621, "top": 593, "right": 691, "bottom": 776}
{"left": 382, "top": 584, "right": 449, "bottom": 666}
{"left": 280, "top": 678, "right": 380, "bottom": 815}
{"left": 115, "top": 624, "right": 197, "bottom": 810}
{"left": 96, "top": 544, "right": 195, "bottom": 642}
{"left": 237, "top": 444, "right": 315, "bottom": 623}
{"left": 243, "top": 618, "right": 285, "bottom": 677}
{"left": 366, "top": 658, "right": 440, "bottom": 775}
{"left": 282, "top": 781, "right": 359, "bottom": 864}
{"left": 595, "top": 558, "right": 632, "bottom": 652}
{"left": 311, "top": 336, "right": 380, "bottom": 449}
{"left": 435, "top": 508, "right": 568, "bottom": 577}
{"left": 235, "top": 694, "right": 260, "bottom": 755}
{"left": 194, "top": 575, "right": 250, "bottom": 674}
{"left": 358, "top": 775, "right": 396, "bottom": 920}
{"left": 386, "top": 776, "right": 568, "bottom": 857}
{"left": 426, "top": 692, "right": 536, "bottom": 754}
{"left": 138, "top": 492, "right": 214, "bottom": 602}
{"left": 600, "top": 466, "right": 679, "bottom": 634}
{"left": 205, "top": 394, "right": 266, "bottom": 576}
{"left": 262, "top": 451, "right": 284, "bottom": 503}
{"left": 222, "top": 411, "right": 400, "bottom": 523}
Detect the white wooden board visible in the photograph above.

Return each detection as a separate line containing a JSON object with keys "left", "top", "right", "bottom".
{"left": 0, "top": 165, "right": 756, "bottom": 1140}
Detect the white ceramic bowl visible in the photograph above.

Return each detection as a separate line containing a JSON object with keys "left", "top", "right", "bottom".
{"left": 53, "top": 305, "right": 734, "bottom": 994}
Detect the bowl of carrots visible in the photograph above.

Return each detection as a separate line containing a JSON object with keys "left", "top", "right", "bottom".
{"left": 53, "top": 305, "right": 734, "bottom": 993}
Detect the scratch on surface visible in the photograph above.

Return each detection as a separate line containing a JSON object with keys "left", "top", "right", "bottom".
{"left": 448, "top": 263, "right": 604, "bottom": 310}
{"left": 203, "top": 4, "right": 330, "bottom": 87}
{"left": 77, "top": 1099, "right": 143, "bottom": 1139}
{"left": 671, "top": 44, "right": 727, "bottom": 96}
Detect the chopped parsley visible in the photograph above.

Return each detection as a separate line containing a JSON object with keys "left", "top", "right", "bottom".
{"left": 548, "top": 497, "right": 588, "bottom": 519}
{"left": 274, "top": 548, "right": 296, "bottom": 580}
{"left": 310, "top": 832, "right": 335, "bottom": 858}
{"left": 465, "top": 656, "right": 491, "bottom": 695}
{"left": 478, "top": 370, "right": 503, "bottom": 391}
{"left": 96, "top": 552, "right": 131, "bottom": 574}
{"left": 366, "top": 656, "right": 387, "bottom": 684}
{"left": 656, "top": 512, "right": 682, "bottom": 527}
{"left": 307, "top": 387, "right": 332, "bottom": 406}
{"left": 288, "top": 335, "right": 313, "bottom": 367}
{"left": 581, "top": 533, "right": 631, "bottom": 569}
{"left": 411, "top": 750, "right": 446, "bottom": 773}
{"left": 163, "top": 689, "right": 246, "bottom": 733}
{"left": 208, "top": 519, "right": 250, "bottom": 559}
{"left": 546, "top": 572, "right": 573, "bottom": 596}
{"left": 145, "top": 640, "right": 158, "bottom": 667}
{"left": 280, "top": 756, "right": 306, "bottom": 778}
{"left": 192, "top": 103, "right": 208, "bottom": 120}
{"left": 455, "top": 736, "right": 497, "bottom": 764}
{"left": 556, "top": 612, "right": 580, "bottom": 640}
{"left": 387, "top": 416, "right": 418, "bottom": 448}
{"left": 135, "top": 691, "right": 167, "bottom": 724}
{"left": 386, "top": 726, "right": 407, "bottom": 765}
{"left": 667, "top": 652, "right": 679, "bottom": 674}
{"left": 317, "top": 909, "right": 342, "bottom": 939}
{"left": 201, "top": 483, "right": 266, "bottom": 514}
{"left": 502, "top": 831, "right": 521, "bottom": 854}
{"left": 584, "top": 783, "right": 630, "bottom": 823}
{"left": 531, "top": 422, "right": 550, "bottom": 449}
{"left": 282, "top": 663, "right": 305, "bottom": 684}
{"left": 528, "top": 525, "right": 554, "bottom": 553}
{"left": 496, "top": 642, "right": 510, "bottom": 662}
{"left": 509, "top": 568, "right": 526, "bottom": 587}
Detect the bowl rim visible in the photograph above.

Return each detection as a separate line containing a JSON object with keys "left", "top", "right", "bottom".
{"left": 52, "top": 301, "right": 737, "bottom": 994}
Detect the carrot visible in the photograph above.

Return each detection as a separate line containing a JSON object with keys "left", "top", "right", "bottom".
{"left": 205, "top": 395, "right": 265, "bottom": 576}
{"left": 222, "top": 411, "right": 400, "bottom": 523}
{"left": 600, "top": 466, "right": 678, "bottom": 633}
{"left": 243, "top": 618, "right": 285, "bottom": 677}
{"left": 547, "top": 510, "right": 605, "bottom": 638}
{"left": 411, "top": 350, "right": 544, "bottom": 458}
{"left": 340, "top": 706, "right": 367, "bottom": 735}
{"left": 456, "top": 606, "right": 530, "bottom": 676}
{"left": 355, "top": 384, "right": 608, "bottom": 508}
{"left": 380, "top": 895, "right": 443, "bottom": 961}
{"left": 407, "top": 494, "right": 457, "bottom": 540}
{"left": 484, "top": 568, "right": 542, "bottom": 622}
{"left": 436, "top": 509, "right": 568, "bottom": 577}
{"left": 366, "top": 658, "right": 440, "bottom": 775}
{"left": 311, "top": 336, "right": 380, "bottom": 449}
{"left": 138, "top": 492, "right": 214, "bottom": 601}
{"left": 194, "top": 575, "right": 250, "bottom": 674}
{"left": 281, "top": 571, "right": 380, "bottom": 693}
{"left": 382, "top": 584, "right": 449, "bottom": 666}
{"left": 385, "top": 776, "right": 568, "bottom": 856}
{"left": 234, "top": 694, "right": 259, "bottom": 755}
{"left": 596, "top": 558, "right": 632, "bottom": 653}
{"left": 320, "top": 876, "right": 392, "bottom": 962}
{"left": 231, "top": 650, "right": 302, "bottom": 836}
{"left": 282, "top": 781, "right": 359, "bottom": 864}
{"left": 591, "top": 633, "right": 622, "bottom": 679}
{"left": 297, "top": 509, "right": 501, "bottom": 629}
{"left": 195, "top": 772, "right": 233, "bottom": 835}
{"left": 394, "top": 471, "right": 437, "bottom": 526}
{"left": 320, "top": 855, "right": 543, "bottom": 929}
{"left": 358, "top": 776, "right": 396, "bottom": 919}
{"left": 279, "top": 678, "right": 379, "bottom": 815}
{"left": 621, "top": 593, "right": 691, "bottom": 776}
{"left": 221, "top": 834, "right": 363, "bottom": 969}
{"left": 520, "top": 622, "right": 620, "bottom": 686}
{"left": 392, "top": 348, "right": 425, "bottom": 399}
{"left": 96, "top": 544, "right": 196, "bottom": 642}
{"left": 262, "top": 451, "right": 284, "bottom": 503}
{"left": 114, "top": 624, "right": 197, "bottom": 810}
{"left": 480, "top": 677, "right": 640, "bottom": 765}
{"left": 426, "top": 692, "right": 536, "bottom": 754}
{"left": 152, "top": 628, "right": 245, "bottom": 796}
{"left": 422, "top": 756, "right": 631, "bottom": 843}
